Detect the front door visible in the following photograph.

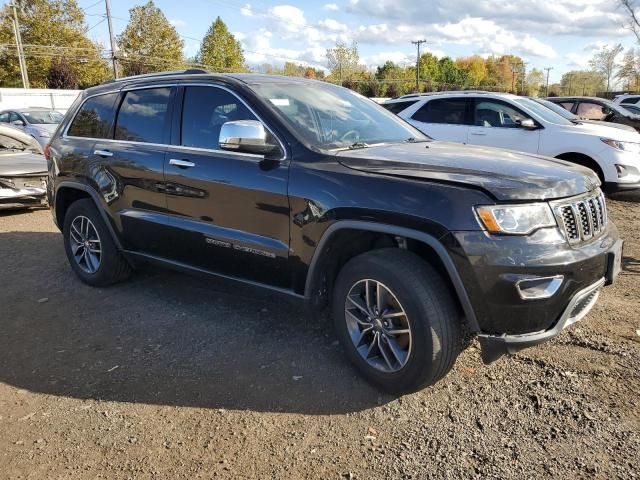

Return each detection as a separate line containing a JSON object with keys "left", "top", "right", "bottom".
{"left": 468, "top": 98, "right": 541, "bottom": 154}
{"left": 163, "top": 85, "right": 291, "bottom": 288}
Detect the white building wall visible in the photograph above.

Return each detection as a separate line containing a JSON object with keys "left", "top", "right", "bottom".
{"left": 0, "top": 88, "right": 81, "bottom": 113}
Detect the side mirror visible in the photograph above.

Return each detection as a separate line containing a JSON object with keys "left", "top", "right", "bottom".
{"left": 219, "top": 120, "right": 281, "bottom": 156}
{"left": 518, "top": 118, "right": 537, "bottom": 129}
{"left": 12, "top": 119, "right": 25, "bottom": 126}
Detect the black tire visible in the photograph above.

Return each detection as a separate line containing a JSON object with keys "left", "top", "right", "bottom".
{"left": 332, "top": 248, "right": 460, "bottom": 394}
{"left": 63, "top": 198, "right": 131, "bottom": 287}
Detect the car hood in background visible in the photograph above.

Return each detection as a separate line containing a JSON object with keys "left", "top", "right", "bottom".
{"left": 336, "top": 141, "right": 599, "bottom": 201}
{"left": 0, "top": 152, "right": 47, "bottom": 176}
{"left": 576, "top": 119, "right": 637, "bottom": 132}
{"left": 27, "top": 124, "right": 58, "bottom": 135}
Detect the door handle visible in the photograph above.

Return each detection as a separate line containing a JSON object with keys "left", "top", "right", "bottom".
{"left": 94, "top": 149, "right": 113, "bottom": 157}
{"left": 169, "top": 158, "right": 196, "bottom": 168}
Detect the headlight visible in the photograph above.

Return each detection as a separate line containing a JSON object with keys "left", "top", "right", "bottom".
{"left": 601, "top": 138, "right": 640, "bottom": 153}
{"left": 475, "top": 203, "right": 556, "bottom": 235}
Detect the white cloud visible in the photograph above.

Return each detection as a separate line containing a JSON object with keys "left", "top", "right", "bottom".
{"left": 169, "top": 19, "right": 186, "bottom": 28}
{"left": 324, "top": 3, "right": 339, "bottom": 11}
{"left": 240, "top": 3, "right": 253, "bottom": 16}
{"left": 318, "top": 18, "right": 348, "bottom": 32}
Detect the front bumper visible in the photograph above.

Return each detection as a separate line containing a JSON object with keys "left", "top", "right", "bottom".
{"left": 446, "top": 222, "right": 622, "bottom": 362}
{"left": 477, "top": 277, "right": 605, "bottom": 363}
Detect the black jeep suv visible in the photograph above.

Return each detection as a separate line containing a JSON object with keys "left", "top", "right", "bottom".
{"left": 46, "top": 71, "right": 623, "bottom": 393}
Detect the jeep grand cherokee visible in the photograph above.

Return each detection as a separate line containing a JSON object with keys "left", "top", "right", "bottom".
{"left": 46, "top": 71, "right": 623, "bottom": 393}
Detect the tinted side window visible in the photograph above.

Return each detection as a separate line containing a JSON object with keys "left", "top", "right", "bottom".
{"left": 9, "top": 112, "right": 20, "bottom": 123}
{"left": 115, "top": 88, "right": 172, "bottom": 143}
{"left": 412, "top": 98, "right": 468, "bottom": 124}
{"left": 383, "top": 100, "right": 419, "bottom": 114}
{"left": 67, "top": 93, "right": 118, "bottom": 138}
{"left": 181, "top": 86, "right": 257, "bottom": 150}
{"left": 621, "top": 96, "right": 640, "bottom": 104}
{"left": 558, "top": 102, "right": 575, "bottom": 111}
{"left": 576, "top": 102, "right": 606, "bottom": 120}
{"left": 0, "top": 112, "right": 8, "bottom": 123}
{"left": 474, "top": 100, "right": 528, "bottom": 128}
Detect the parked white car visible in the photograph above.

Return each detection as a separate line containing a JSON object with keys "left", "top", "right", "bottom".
{"left": 0, "top": 108, "right": 64, "bottom": 149}
{"left": 383, "top": 91, "right": 640, "bottom": 191}
{"left": 613, "top": 93, "right": 640, "bottom": 106}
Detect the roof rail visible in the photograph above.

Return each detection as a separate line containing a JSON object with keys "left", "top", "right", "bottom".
{"left": 396, "top": 89, "right": 496, "bottom": 99}
{"left": 101, "top": 68, "right": 210, "bottom": 85}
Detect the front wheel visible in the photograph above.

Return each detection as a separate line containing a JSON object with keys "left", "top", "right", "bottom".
{"left": 332, "top": 249, "right": 461, "bottom": 394}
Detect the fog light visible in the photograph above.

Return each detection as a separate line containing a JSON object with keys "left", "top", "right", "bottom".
{"left": 516, "top": 275, "right": 564, "bottom": 300}
{"left": 615, "top": 164, "right": 628, "bottom": 178}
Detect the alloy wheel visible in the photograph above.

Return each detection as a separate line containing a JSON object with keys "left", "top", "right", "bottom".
{"left": 69, "top": 215, "right": 102, "bottom": 274}
{"left": 344, "top": 279, "right": 412, "bottom": 373}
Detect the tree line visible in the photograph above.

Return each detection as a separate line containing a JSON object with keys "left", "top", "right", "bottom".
{"left": 1, "top": 0, "right": 639, "bottom": 99}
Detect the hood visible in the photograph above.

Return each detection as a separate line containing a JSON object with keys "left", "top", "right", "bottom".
{"left": 336, "top": 141, "right": 599, "bottom": 201}
{"left": 0, "top": 152, "right": 47, "bottom": 176}
{"left": 577, "top": 119, "right": 637, "bottom": 132}
{"left": 558, "top": 120, "right": 640, "bottom": 141}
{"left": 28, "top": 124, "right": 57, "bottom": 135}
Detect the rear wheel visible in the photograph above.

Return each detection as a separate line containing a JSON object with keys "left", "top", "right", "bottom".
{"left": 332, "top": 248, "right": 461, "bottom": 394}
{"left": 63, "top": 199, "right": 131, "bottom": 286}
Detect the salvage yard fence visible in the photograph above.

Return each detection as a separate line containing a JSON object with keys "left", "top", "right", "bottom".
{"left": 0, "top": 88, "right": 81, "bottom": 113}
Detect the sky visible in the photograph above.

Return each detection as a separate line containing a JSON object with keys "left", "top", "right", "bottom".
{"left": 31, "top": 0, "right": 640, "bottom": 83}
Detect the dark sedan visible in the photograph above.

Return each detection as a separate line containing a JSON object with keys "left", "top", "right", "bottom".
{"left": 545, "top": 96, "right": 640, "bottom": 131}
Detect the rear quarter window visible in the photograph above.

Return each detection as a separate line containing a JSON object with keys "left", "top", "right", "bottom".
{"left": 383, "top": 100, "right": 419, "bottom": 114}
{"left": 67, "top": 93, "right": 119, "bottom": 138}
{"left": 412, "top": 98, "right": 469, "bottom": 125}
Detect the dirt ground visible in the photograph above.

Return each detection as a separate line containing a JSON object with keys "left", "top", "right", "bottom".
{"left": 1, "top": 193, "right": 639, "bottom": 480}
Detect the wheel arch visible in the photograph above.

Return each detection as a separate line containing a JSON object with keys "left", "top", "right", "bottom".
{"left": 54, "top": 181, "right": 123, "bottom": 249}
{"left": 304, "top": 221, "right": 480, "bottom": 332}
{"left": 555, "top": 152, "right": 605, "bottom": 183}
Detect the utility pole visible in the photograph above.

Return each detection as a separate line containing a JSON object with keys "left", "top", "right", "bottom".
{"left": 10, "top": 3, "right": 29, "bottom": 88}
{"left": 544, "top": 67, "right": 553, "bottom": 96}
{"left": 105, "top": 0, "right": 119, "bottom": 79}
{"left": 520, "top": 62, "right": 527, "bottom": 95}
{"left": 411, "top": 39, "right": 427, "bottom": 92}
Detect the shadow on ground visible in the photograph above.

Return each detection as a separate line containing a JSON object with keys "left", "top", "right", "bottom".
{"left": 0, "top": 230, "right": 388, "bottom": 415}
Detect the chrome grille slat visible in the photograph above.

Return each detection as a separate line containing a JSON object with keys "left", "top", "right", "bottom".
{"left": 552, "top": 190, "right": 608, "bottom": 245}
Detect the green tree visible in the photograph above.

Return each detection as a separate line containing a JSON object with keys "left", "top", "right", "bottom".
{"left": 437, "top": 57, "right": 467, "bottom": 86}
{"left": 456, "top": 56, "right": 487, "bottom": 87}
{"left": 326, "top": 41, "right": 361, "bottom": 82}
{"left": 616, "top": 48, "right": 640, "bottom": 91}
{"left": 197, "top": 16, "right": 244, "bottom": 72}
{"left": 46, "top": 57, "right": 78, "bottom": 88}
{"left": 418, "top": 52, "right": 440, "bottom": 82}
{"left": 561, "top": 70, "right": 606, "bottom": 96}
{"left": 589, "top": 43, "right": 623, "bottom": 92}
{"left": 0, "top": 0, "right": 108, "bottom": 88}
{"left": 117, "top": 0, "right": 184, "bottom": 76}
{"left": 525, "top": 68, "right": 545, "bottom": 96}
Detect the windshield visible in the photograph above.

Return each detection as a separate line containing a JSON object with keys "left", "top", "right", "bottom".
{"left": 250, "top": 83, "right": 428, "bottom": 149}
{"left": 22, "top": 110, "right": 64, "bottom": 124}
{"left": 514, "top": 97, "right": 573, "bottom": 125}
{"left": 533, "top": 98, "right": 577, "bottom": 120}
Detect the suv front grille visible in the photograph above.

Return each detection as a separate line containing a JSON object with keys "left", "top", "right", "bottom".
{"left": 552, "top": 191, "right": 607, "bottom": 244}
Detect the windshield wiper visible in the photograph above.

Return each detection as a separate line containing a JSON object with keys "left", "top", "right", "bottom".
{"left": 348, "top": 142, "right": 369, "bottom": 150}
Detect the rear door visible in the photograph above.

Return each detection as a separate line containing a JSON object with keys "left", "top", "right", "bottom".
{"left": 91, "top": 86, "right": 174, "bottom": 257}
{"left": 162, "top": 84, "right": 291, "bottom": 287}
{"left": 468, "top": 98, "right": 541, "bottom": 153}
{"left": 406, "top": 97, "right": 471, "bottom": 143}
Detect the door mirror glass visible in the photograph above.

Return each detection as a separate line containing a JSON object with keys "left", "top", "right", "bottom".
{"left": 219, "top": 120, "right": 281, "bottom": 156}
{"left": 518, "top": 118, "right": 537, "bottom": 129}
{"left": 12, "top": 119, "right": 25, "bottom": 126}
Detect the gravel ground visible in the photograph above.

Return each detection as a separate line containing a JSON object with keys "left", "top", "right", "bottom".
{"left": 0, "top": 194, "right": 639, "bottom": 479}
